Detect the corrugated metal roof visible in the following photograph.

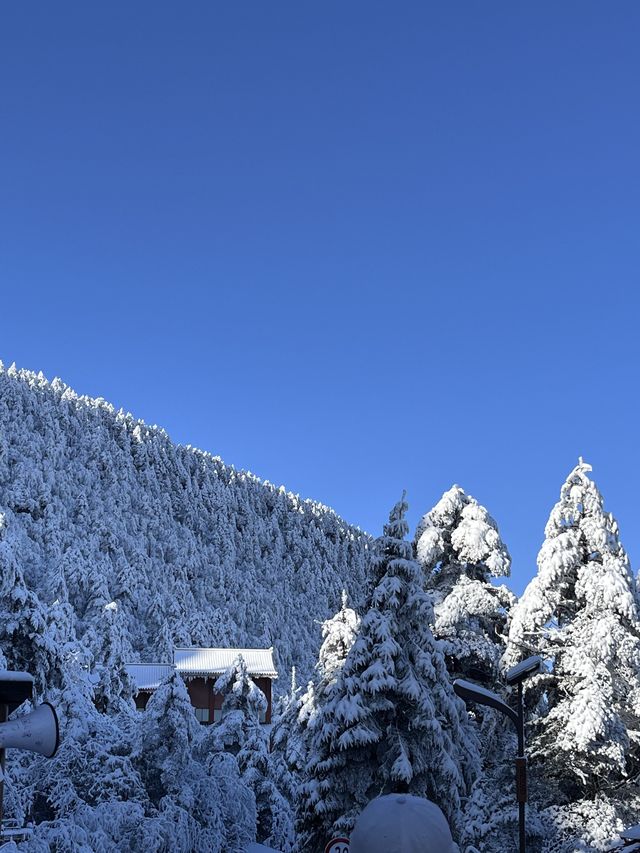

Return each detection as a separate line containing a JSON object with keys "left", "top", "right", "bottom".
{"left": 126, "top": 663, "right": 174, "bottom": 691}
{"left": 174, "top": 647, "right": 278, "bottom": 679}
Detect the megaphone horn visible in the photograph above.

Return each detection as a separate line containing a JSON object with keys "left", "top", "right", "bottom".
{"left": 0, "top": 702, "right": 60, "bottom": 758}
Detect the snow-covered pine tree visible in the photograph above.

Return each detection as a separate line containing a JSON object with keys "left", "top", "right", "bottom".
{"left": 134, "top": 670, "right": 255, "bottom": 853}
{"left": 415, "top": 485, "right": 514, "bottom": 688}
{"left": 211, "top": 655, "right": 294, "bottom": 851}
{"left": 85, "top": 600, "right": 136, "bottom": 714}
{"left": 155, "top": 619, "right": 175, "bottom": 661}
{"left": 269, "top": 669, "right": 304, "bottom": 805}
{"left": 271, "top": 590, "right": 361, "bottom": 833}
{"left": 0, "top": 514, "right": 78, "bottom": 696}
{"left": 504, "top": 460, "right": 640, "bottom": 847}
{"left": 414, "top": 486, "right": 517, "bottom": 851}
{"left": 238, "top": 716, "right": 295, "bottom": 852}
{"left": 136, "top": 670, "right": 204, "bottom": 809}
{"left": 297, "top": 494, "right": 480, "bottom": 850}
{"left": 211, "top": 655, "right": 268, "bottom": 755}
{"left": 187, "top": 610, "right": 212, "bottom": 647}
{"left": 317, "top": 590, "right": 361, "bottom": 687}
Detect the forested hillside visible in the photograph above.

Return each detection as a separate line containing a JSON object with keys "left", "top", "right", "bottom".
{"left": 2, "top": 364, "right": 640, "bottom": 853}
{"left": 0, "top": 363, "right": 371, "bottom": 684}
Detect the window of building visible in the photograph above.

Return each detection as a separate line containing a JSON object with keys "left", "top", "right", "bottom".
{"left": 213, "top": 708, "right": 223, "bottom": 723}
{"left": 194, "top": 707, "right": 210, "bottom": 723}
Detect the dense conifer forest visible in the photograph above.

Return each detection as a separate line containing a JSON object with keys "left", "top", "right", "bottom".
{"left": 1, "top": 364, "right": 639, "bottom": 852}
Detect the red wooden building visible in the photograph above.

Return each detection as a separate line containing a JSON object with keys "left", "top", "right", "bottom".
{"left": 127, "top": 647, "right": 277, "bottom": 724}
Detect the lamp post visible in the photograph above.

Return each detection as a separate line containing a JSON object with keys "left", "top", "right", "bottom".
{"left": 454, "top": 655, "right": 542, "bottom": 853}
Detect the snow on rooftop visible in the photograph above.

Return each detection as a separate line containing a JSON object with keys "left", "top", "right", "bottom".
{"left": 127, "top": 649, "right": 278, "bottom": 691}
{"left": 126, "top": 664, "right": 174, "bottom": 692}
{"left": 0, "top": 671, "right": 34, "bottom": 683}
{"left": 174, "top": 647, "right": 278, "bottom": 679}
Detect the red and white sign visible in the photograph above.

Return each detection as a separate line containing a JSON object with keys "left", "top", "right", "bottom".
{"left": 324, "top": 838, "right": 349, "bottom": 853}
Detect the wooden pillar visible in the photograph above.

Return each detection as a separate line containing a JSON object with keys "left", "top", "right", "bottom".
{"left": 265, "top": 679, "right": 272, "bottom": 724}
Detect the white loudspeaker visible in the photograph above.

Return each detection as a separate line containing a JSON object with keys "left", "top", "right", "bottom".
{"left": 0, "top": 702, "right": 60, "bottom": 758}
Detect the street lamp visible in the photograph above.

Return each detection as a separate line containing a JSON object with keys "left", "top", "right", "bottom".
{"left": 454, "top": 655, "right": 542, "bottom": 853}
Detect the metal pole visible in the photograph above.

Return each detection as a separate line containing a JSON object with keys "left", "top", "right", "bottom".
{"left": 454, "top": 672, "right": 537, "bottom": 853}
{"left": 515, "top": 682, "right": 526, "bottom": 853}
{"left": 0, "top": 702, "right": 7, "bottom": 837}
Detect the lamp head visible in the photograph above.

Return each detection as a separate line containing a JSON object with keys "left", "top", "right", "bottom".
{"left": 505, "top": 655, "right": 543, "bottom": 686}
{"left": 453, "top": 678, "right": 518, "bottom": 727}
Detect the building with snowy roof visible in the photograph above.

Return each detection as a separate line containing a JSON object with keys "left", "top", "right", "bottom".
{"left": 127, "top": 647, "right": 277, "bottom": 724}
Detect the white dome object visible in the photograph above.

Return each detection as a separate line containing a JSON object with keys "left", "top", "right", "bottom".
{"left": 349, "top": 794, "right": 458, "bottom": 853}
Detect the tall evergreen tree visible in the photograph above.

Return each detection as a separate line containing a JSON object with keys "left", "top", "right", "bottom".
{"left": 134, "top": 670, "right": 256, "bottom": 853}
{"left": 414, "top": 485, "right": 517, "bottom": 852}
{"left": 85, "top": 600, "right": 136, "bottom": 713}
{"left": 317, "top": 590, "right": 361, "bottom": 687}
{"left": 269, "top": 670, "right": 305, "bottom": 805}
{"left": 0, "top": 513, "right": 77, "bottom": 696}
{"left": 504, "top": 460, "right": 640, "bottom": 847}
{"left": 271, "top": 592, "right": 360, "bottom": 814}
{"left": 415, "top": 485, "right": 514, "bottom": 687}
{"left": 297, "top": 494, "right": 480, "bottom": 850}
{"left": 212, "top": 656, "right": 294, "bottom": 851}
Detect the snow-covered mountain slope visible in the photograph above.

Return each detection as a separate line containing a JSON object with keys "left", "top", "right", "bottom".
{"left": 0, "top": 364, "right": 372, "bottom": 684}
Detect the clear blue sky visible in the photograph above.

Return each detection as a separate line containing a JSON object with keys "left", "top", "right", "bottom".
{"left": 2, "top": 3, "right": 639, "bottom": 594}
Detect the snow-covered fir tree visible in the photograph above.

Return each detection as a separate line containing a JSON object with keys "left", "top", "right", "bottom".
{"left": 271, "top": 591, "right": 361, "bottom": 818}
{"left": 211, "top": 655, "right": 269, "bottom": 756}
{"left": 415, "top": 486, "right": 518, "bottom": 850}
{"left": 504, "top": 459, "right": 640, "bottom": 850}
{"left": 269, "top": 669, "right": 305, "bottom": 805}
{"left": 317, "top": 589, "right": 361, "bottom": 686}
{"left": 297, "top": 494, "right": 481, "bottom": 850}
{"left": 270, "top": 676, "right": 317, "bottom": 805}
{"left": 415, "top": 485, "right": 514, "bottom": 687}
{"left": 133, "top": 670, "right": 253, "bottom": 853}
{"left": 211, "top": 655, "right": 295, "bottom": 851}
{"left": 85, "top": 600, "right": 136, "bottom": 714}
